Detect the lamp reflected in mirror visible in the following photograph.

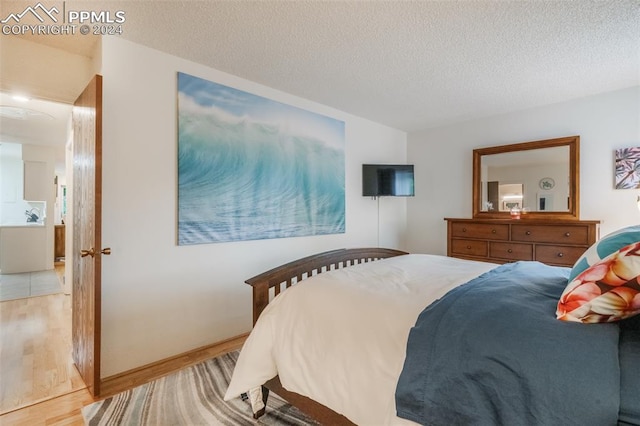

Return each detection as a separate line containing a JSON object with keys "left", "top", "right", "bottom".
{"left": 498, "top": 184, "right": 523, "bottom": 211}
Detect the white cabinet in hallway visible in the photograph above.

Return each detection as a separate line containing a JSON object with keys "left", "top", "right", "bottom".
{"left": 0, "top": 225, "right": 47, "bottom": 273}
{"left": 23, "top": 160, "right": 49, "bottom": 201}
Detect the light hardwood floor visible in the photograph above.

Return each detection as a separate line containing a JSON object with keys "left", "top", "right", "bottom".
{"left": 0, "top": 263, "right": 92, "bottom": 426}
{"left": 0, "top": 264, "right": 87, "bottom": 413}
{"left": 0, "top": 264, "right": 247, "bottom": 425}
{"left": 0, "top": 388, "right": 94, "bottom": 426}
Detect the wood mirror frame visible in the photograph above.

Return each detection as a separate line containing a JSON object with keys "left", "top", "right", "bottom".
{"left": 472, "top": 135, "right": 580, "bottom": 220}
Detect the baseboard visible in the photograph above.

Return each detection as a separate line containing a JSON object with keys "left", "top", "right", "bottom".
{"left": 99, "top": 333, "right": 248, "bottom": 398}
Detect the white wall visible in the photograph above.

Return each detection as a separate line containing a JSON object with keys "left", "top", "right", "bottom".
{"left": 0, "top": 143, "right": 25, "bottom": 224}
{"left": 407, "top": 86, "right": 640, "bottom": 255}
{"left": 99, "top": 37, "right": 407, "bottom": 377}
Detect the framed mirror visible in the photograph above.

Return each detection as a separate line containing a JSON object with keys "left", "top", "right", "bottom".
{"left": 473, "top": 136, "right": 579, "bottom": 220}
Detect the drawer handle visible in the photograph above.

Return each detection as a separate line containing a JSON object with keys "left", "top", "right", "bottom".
{"left": 507, "top": 249, "right": 513, "bottom": 253}
{"left": 467, "top": 245, "right": 472, "bottom": 249}
{"left": 491, "top": 229, "right": 497, "bottom": 234}
{"left": 525, "top": 231, "right": 531, "bottom": 235}
{"left": 564, "top": 232, "right": 571, "bottom": 237}
{"left": 462, "top": 228, "right": 467, "bottom": 232}
{"left": 557, "top": 252, "right": 564, "bottom": 257}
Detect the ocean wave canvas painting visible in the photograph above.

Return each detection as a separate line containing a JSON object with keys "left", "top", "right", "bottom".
{"left": 177, "top": 72, "right": 345, "bottom": 245}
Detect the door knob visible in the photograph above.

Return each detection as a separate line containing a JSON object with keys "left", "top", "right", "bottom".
{"left": 80, "top": 247, "right": 111, "bottom": 258}
{"left": 80, "top": 248, "right": 95, "bottom": 258}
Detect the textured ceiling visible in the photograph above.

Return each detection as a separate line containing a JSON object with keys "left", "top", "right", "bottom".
{"left": 3, "top": 0, "right": 640, "bottom": 132}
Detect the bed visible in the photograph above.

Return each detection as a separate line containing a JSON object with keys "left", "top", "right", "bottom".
{"left": 224, "top": 247, "right": 640, "bottom": 425}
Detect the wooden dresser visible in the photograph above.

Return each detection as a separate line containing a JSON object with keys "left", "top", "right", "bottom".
{"left": 445, "top": 218, "right": 600, "bottom": 267}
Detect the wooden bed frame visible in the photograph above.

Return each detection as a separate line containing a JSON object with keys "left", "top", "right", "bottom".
{"left": 243, "top": 247, "right": 409, "bottom": 424}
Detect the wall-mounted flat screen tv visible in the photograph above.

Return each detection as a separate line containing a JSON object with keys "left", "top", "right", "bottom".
{"left": 362, "top": 164, "right": 415, "bottom": 197}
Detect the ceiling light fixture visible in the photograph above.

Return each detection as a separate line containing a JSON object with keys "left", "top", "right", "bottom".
{"left": 12, "top": 94, "right": 30, "bottom": 102}
{"left": 0, "top": 106, "right": 54, "bottom": 120}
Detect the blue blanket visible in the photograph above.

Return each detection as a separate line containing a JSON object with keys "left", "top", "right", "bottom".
{"left": 619, "top": 317, "right": 640, "bottom": 426}
{"left": 396, "top": 261, "right": 621, "bottom": 426}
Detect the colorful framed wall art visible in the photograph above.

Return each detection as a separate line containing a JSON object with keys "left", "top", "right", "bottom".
{"left": 615, "top": 147, "right": 640, "bottom": 189}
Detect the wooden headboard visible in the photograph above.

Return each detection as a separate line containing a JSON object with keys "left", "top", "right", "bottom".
{"left": 244, "top": 247, "right": 408, "bottom": 325}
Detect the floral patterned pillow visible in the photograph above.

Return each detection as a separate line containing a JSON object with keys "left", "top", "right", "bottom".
{"left": 568, "top": 225, "right": 640, "bottom": 282}
{"left": 557, "top": 241, "right": 640, "bottom": 323}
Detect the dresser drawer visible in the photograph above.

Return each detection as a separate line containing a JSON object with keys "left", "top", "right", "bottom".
{"left": 446, "top": 218, "right": 599, "bottom": 267}
{"left": 535, "top": 245, "right": 585, "bottom": 266}
{"left": 451, "top": 239, "right": 488, "bottom": 257}
{"left": 451, "top": 222, "right": 509, "bottom": 240}
{"left": 511, "top": 224, "right": 589, "bottom": 245}
{"left": 489, "top": 242, "right": 533, "bottom": 261}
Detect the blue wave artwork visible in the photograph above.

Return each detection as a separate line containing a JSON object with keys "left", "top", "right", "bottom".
{"left": 177, "top": 72, "right": 346, "bottom": 245}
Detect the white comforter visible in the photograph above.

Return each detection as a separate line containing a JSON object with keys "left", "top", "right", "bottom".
{"left": 224, "top": 254, "right": 497, "bottom": 425}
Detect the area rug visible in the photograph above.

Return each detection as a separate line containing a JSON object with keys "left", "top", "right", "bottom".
{"left": 82, "top": 350, "right": 319, "bottom": 425}
{"left": 0, "top": 270, "right": 62, "bottom": 302}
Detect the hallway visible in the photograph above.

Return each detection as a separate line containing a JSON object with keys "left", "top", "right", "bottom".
{"left": 0, "top": 264, "right": 86, "bottom": 415}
